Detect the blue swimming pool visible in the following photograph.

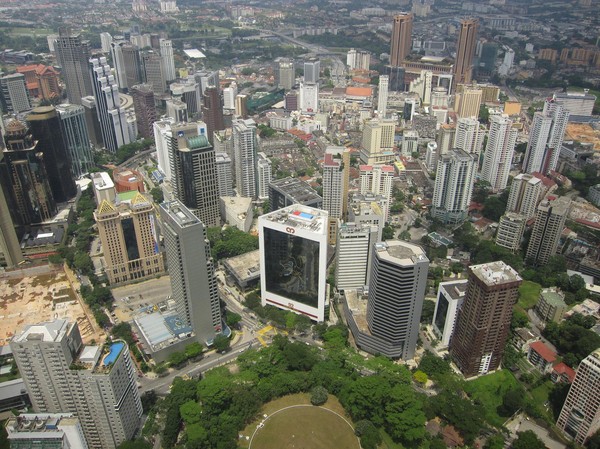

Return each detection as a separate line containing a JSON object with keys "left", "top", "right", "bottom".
{"left": 103, "top": 342, "right": 124, "bottom": 366}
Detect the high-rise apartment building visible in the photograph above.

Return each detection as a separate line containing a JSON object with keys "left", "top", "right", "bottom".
{"left": 431, "top": 149, "right": 477, "bottom": 224}
{"left": 168, "top": 123, "right": 220, "bottom": 227}
{"left": 89, "top": 57, "right": 132, "bottom": 153}
{"left": 506, "top": 173, "right": 542, "bottom": 219}
{"left": 54, "top": 28, "right": 93, "bottom": 105}
{"left": 256, "top": 152, "right": 272, "bottom": 201}
{"left": 259, "top": 205, "right": 329, "bottom": 322}
{"left": 0, "top": 120, "right": 56, "bottom": 226}
{"left": 56, "top": 104, "right": 94, "bottom": 178}
{"left": 432, "top": 280, "right": 468, "bottom": 348}
{"left": 453, "top": 117, "right": 484, "bottom": 156}
{"left": 365, "top": 241, "right": 429, "bottom": 359}
{"left": 215, "top": 152, "right": 234, "bottom": 198}
{"left": 453, "top": 18, "right": 479, "bottom": 89}
{"left": 450, "top": 261, "right": 522, "bottom": 377}
{"left": 360, "top": 118, "right": 396, "bottom": 164}
{"left": 130, "top": 84, "right": 157, "bottom": 139}
{"left": 557, "top": 349, "right": 600, "bottom": 446}
{"left": 278, "top": 60, "right": 295, "bottom": 90}
{"left": 359, "top": 164, "right": 393, "bottom": 223}
{"left": 160, "top": 201, "right": 223, "bottom": 344}
{"left": 377, "top": 75, "right": 389, "bottom": 117}
{"left": 11, "top": 319, "right": 142, "bottom": 449}
{"left": 454, "top": 86, "right": 482, "bottom": 118}
{"left": 495, "top": 212, "right": 526, "bottom": 252}
{"left": 436, "top": 123, "right": 456, "bottom": 156}
{"left": 347, "top": 49, "right": 370, "bottom": 71}
{"left": 335, "top": 222, "right": 377, "bottom": 291}
{"left": 202, "top": 86, "right": 225, "bottom": 144}
{"left": 523, "top": 98, "right": 569, "bottom": 174}
{"left": 159, "top": 39, "right": 176, "bottom": 82}
{"left": 390, "top": 13, "right": 413, "bottom": 66}
{"left": 95, "top": 192, "right": 164, "bottom": 285}
{"left": 322, "top": 146, "right": 350, "bottom": 220}
{"left": 222, "top": 82, "right": 237, "bottom": 111}
{"left": 232, "top": 118, "right": 258, "bottom": 199}
{"left": 526, "top": 196, "right": 571, "bottom": 266}
{"left": 27, "top": 106, "right": 77, "bottom": 203}
{"left": 481, "top": 114, "right": 517, "bottom": 192}
{"left": 0, "top": 73, "right": 31, "bottom": 113}
{"left": 0, "top": 177, "right": 23, "bottom": 267}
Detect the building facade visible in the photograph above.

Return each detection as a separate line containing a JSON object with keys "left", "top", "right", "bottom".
{"left": 269, "top": 178, "right": 323, "bottom": 212}
{"left": 56, "top": 104, "right": 94, "bottom": 178}
{"left": 390, "top": 13, "right": 413, "bottom": 66}
{"left": 507, "top": 173, "right": 542, "bottom": 218}
{"left": 130, "top": 84, "right": 157, "bottom": 139}
{"left": 526, "top": 196, "right": 571, "bottom": 266}
{"left": 232, "top": 119, "right": 258, "bottom": 199}
{"left": 453, "top": 18, "right": 479, "bottom": 88}
{"left": 432, "top": 280, "right": 468, "bottom": 347}
{"left": 322, "top": 146, "right": 350, "bottom": 220}
{"left": 256, "top": 152, "right": 272, "bottom": 201}
{"left": 0, "top": 73, "right": 31, "bottom": 113}
{"left": 54, "top": 29, "right": 92, "bottom": 105}
{"left": 481, "top": 114, "right": 518, "bottom": 192}
{"left": 495, "top": 212, "right": 526, "bottom": 252}
{"left": 335, "top": 223, "right": 376, "bottom": 291}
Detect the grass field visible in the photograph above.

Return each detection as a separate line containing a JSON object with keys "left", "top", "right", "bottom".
{"left": 464, "top": 369, "right": 520, "bottom": 427}
{"left": 518, "top": 281, "right": 542, "bottom": 311}
{"left": 240, "top": 393, "right": 358, "bottom": 449}
{"left": 0, "top": 27, "right": 54, "bottom": 37}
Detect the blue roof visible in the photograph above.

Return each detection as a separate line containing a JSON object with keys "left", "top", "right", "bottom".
{"left": 103, "top": 342, "right": 124, "bottom": 366}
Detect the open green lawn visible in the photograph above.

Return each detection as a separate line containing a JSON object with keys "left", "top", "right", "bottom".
{"left": 0, "top": 27, "right": 54, "bottom": 37}
{"left": 248, "top": 405, "right": 360, "bottom": 449}
{"left": 530, "top": 380, "right": 554, "bottom": 419}
{"left": 464, "top": 369, "right": 519, "bottom": 427}
{"left": 518, "top": 281, "right": 542, "bottom": 311}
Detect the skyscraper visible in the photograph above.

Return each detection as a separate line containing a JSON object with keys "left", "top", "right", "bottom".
{"left": 523, "top": 98, "right": 569, "bottom": 174}
{"left": 526, "top": 196, "right": 571, "bottom": 266}
{"left": 81, "top": 96, "right": 104, "bottom": 147}
{"left": 259, "top": 205, "right": 329, "bottom": 322}
{"left": 56, "top": 104, "right": 94, "bottom": 178}
{"left": 481, "top": 114, "right": 518, "bottom": 192}
{"left": 232, "top": 118, "right": 258, "bottom": 199}
{"left": 159, "top": 38, "right": 176, "bottom": 82}
{"left": 256, "top": 152, "right": 272, "bottom": 201}
{"left": 453, "top": 18, "right": 479, "bottom": 89}
{"left": 160, "top": 201, "right": 223, "bottom": 344}
{"left": 557, "top": 349, "right": 600, "bottom": 446}
{"left": 390, "top": 13, "right": 413, "bottom": 66}
{"left": 215, "top": 152, "right": 234, "bottom": 198}
{"left": 335, "top": 222, "right": 377, "bottom": 291}
{"left": 450, "top": 261, "right": 522, "bottom": 377}
{"left": 141, "top": 51, "right": 166, "bottom": 95}
{"left": 0, "top": 173, "right": 23, "bottom": 267}
{"left": 454, "top": 86, "right": 482, "bottom": 118}
{"left": 95, "top": 192, "right": 164, "bottom": 285}
{"left": 122, "top": 44, "right": 144, "bottom": 90}
{"left": 89, "top": 57, "right": 132, "bottom": 153}
{"left": 506, "top": 173, "right": 542, "bottom": 219}
{"left": 322, "top": 146, "right": 350, "bottom": 221}
{"left": 377, "top": 75, "right": 389, "bottom": 117}
{"left": 110, "top": 40, "right": 128, "bottom": 90}
{"left": 153, "top": 117, "right": 176, "bottom": 180}
{"left": 495, "top": 212, "right": 526, "bottom": 252}
{"left": 299, "top": 82, "right": 319, "bottom": 113}
{"left": 54, "top": 28, "right": 93, "bottom": 105}
{"left": 131, "top": 84, "right": 157, "bottom": 139}
{"left": 168, "top": 122, "right": 220, "bottom": 227}
{"left": 303, "top": 59, "right": 320, "bottom": 84}
{"left": 359, "top": 164, "right": 393, "bottom": 223}
{"left": 278, "top": 60, "right": 295, "bottom": 90}
{"left": 202, "top": 86, "right": 225, "bottom": 143}
{"left": 431, "top": 149, "right": 477, "bottom": 224}
{"left": 360, "top": 118, "right": 396, "bottom": 164}
{"left": 11, "top": 319, "right": 142, "bottom": 449}
{"left": 0, "top": 73, "right": 31, "bottom": 113}
{"left": 432, "top": 280, "right": 468, "bottom": 348}
{"left": 453, "top": 117, "right": 484, "bottom": 156}
{"left": 366, "top": 240, "right": 429, "bottom": 359}
{"left": 27, "top": 106, "right": 77, "bottom": 203}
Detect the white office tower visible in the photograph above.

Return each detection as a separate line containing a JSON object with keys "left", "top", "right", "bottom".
{"left": 409, "top": 70, "right": 433, "bottom": 105}
{"left": 498, "top": 47, "right": 514, "bottom": 76}
{"left": 100, "top": 32, "right": 112, "bottom": 53}
{"left": 322, "top": 146, "right": 350, "bottom": 220}
{"left": 299, "top": 82, "right": 319, "bottom": 113}
{"left": 360, "top": 164, "right": 393, "bottom": 223}
{"left": 496, "top": 212, "right": 526, "bottom": 252}
{"left": 432, "top": 280, "right": 468, "bottom": 348}
{"left": 11, "top": 320, "right": 142, "bottom": 449}
{"left": 160, "top": 0, "right": 177, "bottom": 12}
{"left": 377, "top": 75, "right": 389, "bottom": 117}
{"left": 109, "top": 41, "right": 127, "bottom": 90}
{"left": 0, "top": 73, "right": 31, "bottom": 113}
{"left": 89, "top": 57, "right": 132, "bottom": 153}
{"left": 215, "top": 152, "right": 234, "bottom": 197}
{"left": 223, "top": 82, "right": 238, "bottom": 111}
{"left": 432, "top": 149, "right": 477, "bottom": 224}
{"left": 360, "top": 118, "right": 396, "bottom": 164}
{"left": 153, "top": 117, "right": 176, "bottom": 180}
{"left": 506, "top": 173, "right": 542, "bottom": 219}
{"left": 425, "top": 141, "right": 438, "bottom": 170}
{"left": 171, "top": 81, "right": 202, "bottom": 116}
{"left": 6, "top": 413, "right": 89, "bottom": 449}
{"left": 402, "top": 129, "right": 419, "bottom": 158}
{"left": 557, "top": 349, "right": 600, "bottom": 446}
{"left": 166, "top": 99, "right": 188, "bottom": 123}
{"left": 259, "top": 205, "right": 329, "bottom": 322}
{"left": 232, "top": 118, "right": 259, "bottom": 198}
{"left": 523, "top": 98, "right": 569, "bottom": 174}
{"left": 453, "top": 117, "right": 484, "bottom": 156}
{"left": 304, "top": 59, "right": 320, "bottom": 84}
{"left": 278, "top": 60, "right": 295, "bottom": 90}
{"left": 481, "top": 114, "right": 518, "bottom": 192}
{"left": 336, "top": 222, "right": 377, "bottom": 291}
{"left": 160, "top": 201, "right": 223, "bottom": 344}
{"left": 256, "top": 152, "right": 272, "bottom": 200}
{"left": 365, "top": 241, "right": 429, "bottom": 359}
{"left": 159, "top": 39, "right": 176, "bottom": 82}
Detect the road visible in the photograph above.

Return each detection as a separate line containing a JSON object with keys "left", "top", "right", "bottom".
{"left": 505, "top": 414, "right": 566, "bottom": 449}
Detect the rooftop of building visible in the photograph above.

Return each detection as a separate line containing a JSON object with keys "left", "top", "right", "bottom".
{"left": 91, "top": 171, "right": 114, "bottom": 190}
{"left": 374, "top": 240, "right": 428, "bottom": 266}
{"left": 13, "top": 319, "right": 71, "bottom": 344}
{"left": 220, "top": 196, "right": 252, "bottom": 215}
{"left": 470, "top": 261, "right": 522, "bottom": 285}
{"left": 529, "top": 340, "right": 557, "bottom": 362}
{"left": 161, "top": 201, "right": 200, "bottom": 228}
{"left": 552, "top": 362, "right": 576, "bottom": 382}
{"left": 439, "top": 280, "right": 468, "bottom": 300}
{"left": 538, "top": 195, "right": 572, "bottom": 214}
{"left": 261, "top": 204, "right": 328, "bottom": 235}
{"left": 223, "top": 249, "right": 260, "bottom": 283}
{"left": 359, "top": 164, "right": 394, "bottom": 173}
{"left": 269, "top": 177, "right": 322, "bottom": 203}
{"left": 540, "top": 288, "right": 566, "bottom": 307}
{"left": 6, "top": 414, "right": 78, "bottom": 437}
{"left": 135, "top": 310, "right": 194, "bottom": 351}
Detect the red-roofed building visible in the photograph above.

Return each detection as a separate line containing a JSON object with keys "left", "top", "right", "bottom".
{"left": 528, "top": 341, "right": 557, "bottom": 373}
{"left": 531, "top": 172, "right": 558, "bottom": 196}
{"left": 551, "top": 362, "right": 576, "bottom": 384}
{"left": 16, "top": 64, "right": 60, "bottom": 101}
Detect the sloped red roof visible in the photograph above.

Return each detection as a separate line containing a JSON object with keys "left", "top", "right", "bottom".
{"left": 553, "top": 362, "right": 576, "bottom": 382}
{"left": 530, "top": 341, "right": 557, "bottom": 363}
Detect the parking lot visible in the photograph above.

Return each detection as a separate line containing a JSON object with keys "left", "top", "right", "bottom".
{"left": 111, "top": 276, "right": 172, "bottom": 322}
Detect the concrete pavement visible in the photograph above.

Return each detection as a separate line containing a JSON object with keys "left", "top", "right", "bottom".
{"left": 505, "top": 414, "right": 566, "bottom": 449}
